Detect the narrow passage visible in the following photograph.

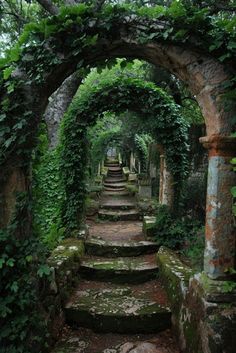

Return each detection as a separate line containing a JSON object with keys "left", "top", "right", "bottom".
{"left": 53, "top": 160, "right": 180, "bottom": 353}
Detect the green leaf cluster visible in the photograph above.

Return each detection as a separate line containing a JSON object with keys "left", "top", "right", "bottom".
{"left": 0, "top": 193, "right": 49, "bottom": 353}
{"left": 60, "top": 74, "right": 189, "bottom": 231}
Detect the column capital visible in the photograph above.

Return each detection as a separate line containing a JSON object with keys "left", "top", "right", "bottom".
{"left": 199, "top": 135, "right": 236, "bottom": 157}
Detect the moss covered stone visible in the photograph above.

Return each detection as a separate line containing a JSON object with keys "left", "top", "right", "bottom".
{"left": 65, "top": 287, "right": 171, "bottom": 333}
{"left": 48, "top": 238, "right": 85, "bottom": 270}
{"left": 48, "top": 238, "right": 85, "bottom": 295}
{"left": 143, "top": 216, "right": 156, "bottom": 238}
{"left": 157, "top": 246, "right": 193, "bottom": 308}
{"left": 80, "top": 254, "right": 158, "bottom": 283}
{"left": 85, "top": 238, "right": 159, "bottom": 257}
{"left": 156, "top": 247, "right": 236, "bottom": 353}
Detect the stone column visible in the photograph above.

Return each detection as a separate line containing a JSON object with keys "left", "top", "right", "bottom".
{"left": 130, "top": 151, "right": 134, "bottom": 172}
{"left": 97, "top": 163, "right": 101, "bottom": 176}
{"left": 200, "top": 135, "right": 236, "bottom": 279}
{"left": 159, "top": 154, "right": 175, "bottom": 210}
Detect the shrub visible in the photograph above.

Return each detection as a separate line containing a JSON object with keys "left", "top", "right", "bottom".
{"left": 153, "top": 205, "right": 204, "bottom": 257}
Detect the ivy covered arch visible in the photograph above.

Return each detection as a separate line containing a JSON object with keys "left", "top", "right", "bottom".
{"left": 60, "top": 75, "right": 189, "bottom": 230}
{"left": 0, "top": 2, "right": 235, "bottom": 279}
{"left": 90, "top": 128, "right": 123, "bottom": 174}
{"left": 0, "top": 3, "right": 235, "bottom": 227}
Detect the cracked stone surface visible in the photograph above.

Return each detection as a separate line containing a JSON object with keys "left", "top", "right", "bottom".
{"left": 81, "top": 254, "right": 158, "bottom": 271}
{"left": 87, "top": 221, "right": 143, "bottom": 242}
{"left": 51, "top": 161, "right": 179, "bottom": 352}
{"left": 51, "top": 328, "right": 179, "bottom": 353}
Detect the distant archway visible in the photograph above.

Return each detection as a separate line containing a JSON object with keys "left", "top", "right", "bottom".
{"left": 59, "top": 75, "right": 189, "bottom": 229}
{"left": 0, "top": 3, "right": 235, "bottom": 279}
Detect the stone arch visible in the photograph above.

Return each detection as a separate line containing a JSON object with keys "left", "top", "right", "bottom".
{"left": 0, "top": 4, "right": 235, "bottom": 279}
{"left": 59, "top": 75, "right": 188, "bottom": 229}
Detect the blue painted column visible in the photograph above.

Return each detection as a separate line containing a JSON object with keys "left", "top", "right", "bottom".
{"left": 200, "top": 136, "right": 236, "bottom": 279}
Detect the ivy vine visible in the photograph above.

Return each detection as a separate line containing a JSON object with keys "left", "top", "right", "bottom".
{"left": 60, "top": 75, "right": 189, "bottom": 231}
{"left": 0, "top": 2, "right": 235, "bottom": 351}
{"left": 0, "top": 1, "right": 235, "bottom": 174}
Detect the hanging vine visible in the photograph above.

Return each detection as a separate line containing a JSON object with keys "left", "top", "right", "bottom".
{"left": 60, "top": 74, "right": 189, "bottom": 231}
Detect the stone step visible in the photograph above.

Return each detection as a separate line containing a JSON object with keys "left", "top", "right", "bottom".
{"left": 107, "top": 174, "right": 123, "bottom": 179}
{"left": 103, "top": 182, "right": 127, "bottom": 189}
{"left": 105, "top": 177, "right": 126, "bottom": 183}
{"left": 107, "top": 173, "right": 123, "bottom": 178}
{"left": 108, "top": 169, "right": 122, "bottom": 172}
{"left": 98, "top": 209, "right": 139, "bottom": 221}
{"left": 65, "top": 285, "right": 171, "bottom": 333}
{"left": 103, "top": 187, "right": 126, "bottom": 192}
{"left": 108, "top": 166, "right": 122, "bottom": 170}
{"left": 104, "top": 163, "right": 120, "bottom": 167}
{"left": 102, "top": 190, "right": 130, "bottom": 196}
{"left": 85, "top": 238, "right": 159, "bottom": 257}
{"left": 52, "top": 326, "right": 178, "bottom": 353}
{"left": 80, "top": 254, "right": 158, "bottom": 283}
{"left": 100, "top": 199, "right": 135, "bottom": 210}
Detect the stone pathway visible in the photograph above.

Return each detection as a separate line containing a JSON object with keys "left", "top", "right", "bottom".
{"left": 52, "top": 161, "right": 180, "bottom": 353}
{"left": 99, "top": 164, "right": 138, "bottom": 212}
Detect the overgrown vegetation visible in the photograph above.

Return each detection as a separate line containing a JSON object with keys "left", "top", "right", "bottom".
{"left": 0, "top": 193, "right": 51, "bottom": 353}
{"left": 152, "top": 205, "right": 205, "bottom": 271}
{"left": 60, "top": 74, "right": 189, "bottom": 231}
{"left": 32, "top": 123, "right": 65, "bottom": 249}
{"left": 0, "top": 0, "right": 235, "bottom": 351}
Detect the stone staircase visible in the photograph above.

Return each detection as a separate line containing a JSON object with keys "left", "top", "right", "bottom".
{"left": 99, "top": 161, "right": 139, "bottom": 221}
{"left": 64, "top": 160, "right": 171, "bottom": 334}
{"left": 65, "top": 219, "right": 171, "bottom": 333}
{"left": 53, "top": 160, "right": 174, "bottom": 352}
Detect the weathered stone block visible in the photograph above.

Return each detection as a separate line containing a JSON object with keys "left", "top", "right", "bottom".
{"left": 143, "top": 216, "right": 156, "bottom": 238}
{"left": 157, "top": 247, "right": 193, "bottom": 309}
{"left": 128, "top": 173, "right": 137, "bottom": 182}
{"left": 48, "top": 238, "right": 84, "bottom": 274}
{"left": 139, "top": 185, "right": 152, "bottom": 198}
{"left": 46, "top": 238, "right": 85, "bottom": 340}
{"left": 156, "top": 247, "right": 236, "bottom": 353}
{"left": 123, "top": 166, "right": 130, "bottom": 177}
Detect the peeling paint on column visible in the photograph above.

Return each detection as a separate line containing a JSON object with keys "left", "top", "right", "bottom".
{"left": 200, "top": 136, "right": 236, "bottom": 280}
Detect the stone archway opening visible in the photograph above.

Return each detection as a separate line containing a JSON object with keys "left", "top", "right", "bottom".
{"left": 0, "top": 2, "right": 235, "bottom": 286}
{"left": 59, "top": 74, "right": 188, "bottom": 229}
{"left": 1, "top": 4, "right": 236, "bottom": 353}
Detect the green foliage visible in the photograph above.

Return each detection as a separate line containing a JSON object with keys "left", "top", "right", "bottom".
{"left": 153, "top": 205, "right": 204, "bottom": 257}
{"left": 60, "top": 74, "right": 189, "bottom": 231}
{"left": 180, "top": 172, "right": 207, "bottom": 221}
{"left": 221, "top": 280, "right": 236, "bottom": 293}
{"left": 0, "top": 2, "right": 235, "bottom": 350}
{"left": 134, "top": 133, "right": 153, "bottom": 172}
{"left": 181, "top": 228, "right": 205, "bottom": 272}
{"left": 32, "top": 127, "right": 65, "bottom": 249}
{"left": 126, "top": 183, "right": 138, "bottom": 195}
{"left": 0, "top": 1, "right": 235, "bottom": 172}
{"left": 88, "top": 111, "right": 122, "bottom": 176}
{"left": 0, "top": 193, "right": 50, "bottom": 353}
{"left": 59, "top": 116, "right": 89, "bottom": 232}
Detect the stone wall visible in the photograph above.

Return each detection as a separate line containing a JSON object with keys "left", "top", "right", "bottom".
{"left": 46, "top": 238, "right": 85, "bottom": 341}
{"left": 157, "top": 247, "right": 236, "bottom": 353}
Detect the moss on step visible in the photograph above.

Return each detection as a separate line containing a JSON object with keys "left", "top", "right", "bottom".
{"left": 85, "top": 238, "right": 159, "bottom": 257}
{"left": 65, "top": 287, "right": 171, "bottom": 333}
{"left": 143, "top": 216, "right": 156, "bottom": 238}
{"left": 47, "top": 238, "right": 85, "bottom": 298}
{"left": 80, "top": 255, "right": 158, "bottom": 283}
{"left": 48, "top": 238, "right": 85, "bottom": 270}
{"left": 156, "top": 247, "right": 193, "bottom": 307}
